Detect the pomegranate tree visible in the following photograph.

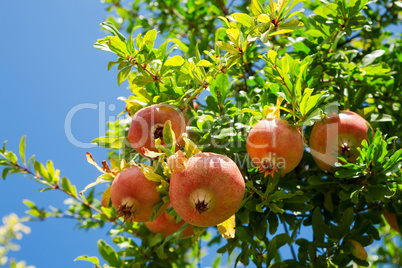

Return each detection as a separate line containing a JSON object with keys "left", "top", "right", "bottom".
{"left": 309, "top": 111, "right": 371, "bottom": 172}
{"left": 246, "top": 118, "right": 304, "bottom": 177}
{"left": 169, "top": 153, "right": 245, "bottom": 227}
{"left": 110, "top": 165, "right": 166, "bottom": 222}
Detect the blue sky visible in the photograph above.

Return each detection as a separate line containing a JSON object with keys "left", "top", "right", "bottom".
{"left": 0, "top": 0, "right": 130, "bottom": 266}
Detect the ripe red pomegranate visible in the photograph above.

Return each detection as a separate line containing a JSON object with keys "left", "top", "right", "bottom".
{"left": 128, "top": 104, "right": 187, "bottom": 156}
{"left": 110, "top": 166, "right": 166, "bottom": 222}
{"left": 309, "top": 111, "right": 371, "bottom": 172}
{"left": 145, "top": 211, "right": 194, "bottom": 238}
{"left": 169, "top": 153, "right": 245, "bottom": 227}
{"left": 384, "top": 211, "right": 400, "bottom": 233}
{"left": 246, "top": 118, "right": 304, "bottom": 177}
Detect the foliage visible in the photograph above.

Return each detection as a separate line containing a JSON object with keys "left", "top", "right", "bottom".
{"left": 1, "top": 0, "right": 402, "bottom": 267}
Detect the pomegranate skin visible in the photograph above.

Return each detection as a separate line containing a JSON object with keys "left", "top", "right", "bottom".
{"left": 309, "top": 111, "right": 371, "bottom": 172}
{"left": 246, "top": 118, "right": 304, "bottom": 176}
{"left": 128, "top": 104, "right": 187, "bottom": 156}
{"left": 110, "top": 166, "right": 165, "bottom": 222}
{"left": 169, "top": 153, "right": 245, "bottom": 227}
{"left": 145, "top": 212, "right": 194, "bottom": 238}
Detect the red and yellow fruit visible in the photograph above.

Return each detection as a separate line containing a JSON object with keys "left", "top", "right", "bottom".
{"left": 246, "top": 118, "right": 304, "bottom": 177}
{"left": 128, "top": 104, "right": 187, "bottom": 156}
{"left": 309, "top": 111, "right": 371, "bottom": 172}
{"left": 145, "top": 211, "right": 194, "bottom": 238}
{"left": 110, "top": 166, "right": 166, "bottom": 222}
{"left": 169, "top": 153, "right": 245, "bottom": 227}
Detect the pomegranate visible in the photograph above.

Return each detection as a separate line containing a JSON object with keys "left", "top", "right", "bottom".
{"left": 246, "top": 118, "right": 304, "bottom": 177}
{"left": 169, "top": 153, "right": 245, "bottom": 227}
{"left": 110, "top": 166, "right": 166, "bottom": 222}
{"left": 128, "top": 104, "right": 187, "bottom": 156}
{"left": 309, "top": 111, "right": 371, "bottom": 172}
{"left": 145, "top": 211, "right": 194, "bottom": 238}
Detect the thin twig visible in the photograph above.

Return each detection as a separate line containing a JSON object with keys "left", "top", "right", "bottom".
{"left": 7, "top": 160, "right": 128, "bottom": 230}
{"left": 338, "top": 32, "right": 361, "bottom": 47}
{"left": 283, "top": 222, "right": 297, "bottom": 261}
{"left": 272, "top": 64, "right": 295, "bottom": 99}
{"left": 183, "top": 84, "right": 208, "bottom": 108}
{"left": 239, "top": 49, "right": 249, "bottom": 92}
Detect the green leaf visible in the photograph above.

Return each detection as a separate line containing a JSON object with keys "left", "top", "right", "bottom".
{"left": 280, "top": 55, "right": 290, "bottom": 76}
{"left": 142, "top": 29, "right": 157, "bottom": 50}
{"left": 94, "top": 41, "right": 113, "bottom": 53}
{"left": 1, "top": 168, "right": 13, "bottom": 180}
{"left": 268, "top": 29, "right": 294, "bottom": 36}
{"left": 117, "top": 66, "right": 132, "bottom": 86}
{"left": 101, "top": 185, "right": 112, "bottom": 208}
{"left": 23, "top": 199, "right": 37, "bottom": 209}
{"left": 46, "top": 160, "right": 58, "bottom": 184}
{"left": 312, "top": 208, "right": 325, "bottom": 242}
{"left": 268, "top": 50, "right": 277, "bottom": 64}
{"left": 279, "top": 20, "right": 304, "bottom": 30}
{"left": 267, "top": 233, "right": 291, "bottom": 263}
{"left": 360, "top": 50, "right": 385, "bottom": 67}
{"left": 300, "top": 88, "right": 313, "bottom": 115}
{"left": 214, "top": 73, "right": 229, "bottom": 100}
{"left": 162, "top": 120, "right": 176, "bottom": 152}
{"left": 34, "top": 161, "right": 49, "bottom": 181}
{"left": 164, "top": 55, "right": 184, "bottom": 67}
{"left": 108, "top": 36, "right": 129, "bottom": 57}
{"left": 384, "top": 149, "right": 402, "bottom": 171}
{"left": 257, "top": 14, "right": 271, "bottom": 23}
{"left": 61, "top": 177, "right": 77, "bottom": 197}
{"left": 19, "top": 136, "right": 26, "bottom": 166}
{"left": 100, "top": 21, "right": 126, "bottom": 42}
{"left": 339, "top": 207, "right": 354, "bottom": 235}
{"left": 212, "top": 127, "right": 237, "bottom": 140}
{"left": 236, "top": 226, "right": 257, "bottom": 245}
{"left": 97, "top": 240, "right": 122, "bottom": 267}
{"left": 232, "top": 13, "right": 253, "bottom": 28}
{"left": 5, "top": 151, "right": 17, "bottom": 163}
{"left": 250, "top": 0, "right": 265, "bottom": 16}
{"left": 149, "top": 201, "right": 166, "bottom": 222}
{"left": 268, "top": 212, "right": 279, "bottom": 235}
{"left": 216, "top": 41, "right": 238, "bottom": 54}
{"left": 172, "top": 38, "right": 189, "bottom": 54}
{"left": 81, "top": 173, "right": 113, "bottom": 196}
{"left": 305, "top": 29, "right": 327, "bottom": 37}
{"left": 196, "top": 60, "right": 213, "bottom": 67}
{"left": 75, "top": 256, "right": 100, "bottom": 266}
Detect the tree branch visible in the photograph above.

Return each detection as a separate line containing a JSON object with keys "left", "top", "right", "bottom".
{"left": 6, "top": 160, "right": 128, "bottom": 230}
{"left": 283, "top": 222, "right": 297, "bottom": 261}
